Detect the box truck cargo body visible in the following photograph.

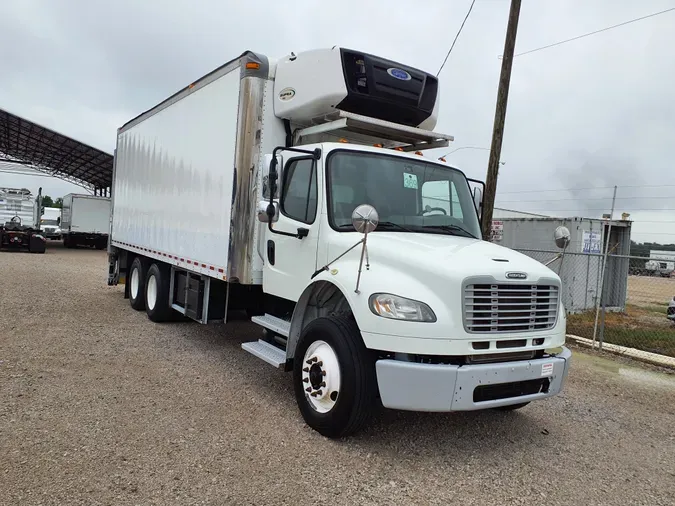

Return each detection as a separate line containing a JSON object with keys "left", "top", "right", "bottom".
{"left": 108, "top": 48, "right": 571, "bottom": 437}
{"left": 61, "top": 194, "right": 110, "bottom": 249}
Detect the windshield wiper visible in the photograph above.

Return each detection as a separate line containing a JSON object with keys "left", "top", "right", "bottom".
{"left": 421, "top": 224, "right": 478, "bottom": 239}
{"left": 376, "top": 221, "right": 415, "bottom": 232}
{"left": 336, "top": 221, "right": 414, "bottom": 233}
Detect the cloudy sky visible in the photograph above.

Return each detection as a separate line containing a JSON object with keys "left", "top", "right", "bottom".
{"left": 1, "top": 0, "right": 674, "bottom": 243}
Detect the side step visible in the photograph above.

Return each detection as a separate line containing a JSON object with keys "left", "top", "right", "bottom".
{"left": 241, "top": 340, "right": 286, "bottom": 368}
{"left": 251, "top": 314, "right": 291, "bottom": 337}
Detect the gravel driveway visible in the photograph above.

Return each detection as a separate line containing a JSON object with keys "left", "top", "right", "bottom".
{"left": 1, "top": 243, "right": 674, "bottom": 505}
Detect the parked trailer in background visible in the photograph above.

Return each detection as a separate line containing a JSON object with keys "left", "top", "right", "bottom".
{"left": 108, "top": 47, "right": 571, "bottom": 438}
{"left": 0, "top": 187, "right": 45, "bottom": 253}
{"left": 61, "top": 194, "right": 110, "bottom": 249}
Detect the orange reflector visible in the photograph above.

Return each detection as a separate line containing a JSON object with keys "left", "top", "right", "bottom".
{"left": 438, "top": 157, "right": 447, "bottom": 162}
{"left": 245, "top": 62, "right": 260, "bottom": 70}
{"left": 394, "top": 147, "right": 404, "bottom": 151}
{"left": 188, "top": 83, "right": 195, "bottom": 89}
{"left": 339, "top": 138, "right": 349, "bottom": 143}
{"left": 415, "top": 151, "right": 424, "bottom": 156}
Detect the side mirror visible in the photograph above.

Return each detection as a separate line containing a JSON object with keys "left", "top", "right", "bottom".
{"left": 262, "top": 153, "right": 283, "bottom": 200}
{"left": 351, "top": 204, "right": 379, "bottom": 234}
{"left": 554, "top": 225, "right": 571, "bottom": 249}
{"left": 258, "top": 200, "right": 279, "bottom": 223}
{"left": 472, "top": 187, "right": 483, "bottom": 216}
{"left": 57, "top": 217, "right": 61, "bottom": 226}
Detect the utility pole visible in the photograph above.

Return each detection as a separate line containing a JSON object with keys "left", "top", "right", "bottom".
{"left": 481, "top": 0, "right": 522, "bottom": 240}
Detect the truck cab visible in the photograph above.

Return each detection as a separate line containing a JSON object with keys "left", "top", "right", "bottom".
{"left": 252, "top": 139, "right": 570, "bottom": 436}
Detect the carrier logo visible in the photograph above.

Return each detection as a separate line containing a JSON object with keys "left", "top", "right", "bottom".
{"left": 506, "top": 272, "right": 527, "bottom": 280}
{"left": 278, "top": 87, "right": 296, "bottom": 101}
{"left": 387, "top": 68, "right": 412, "bottom": 81}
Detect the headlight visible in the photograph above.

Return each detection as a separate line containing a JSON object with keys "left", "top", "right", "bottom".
{"left": 368, "top": 293, "right": 436, "bottom": 322}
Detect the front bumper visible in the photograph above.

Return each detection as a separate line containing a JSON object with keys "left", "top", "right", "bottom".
{"left": 375, "top": 347, "right": 571, "bottom": 411}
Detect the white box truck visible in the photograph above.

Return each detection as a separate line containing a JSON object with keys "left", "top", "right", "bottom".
{"left": 108, "top": 47, "right": 571, "bottom": 437}
{"left": 61, "top": 194, "right": 111, "bottom": 249}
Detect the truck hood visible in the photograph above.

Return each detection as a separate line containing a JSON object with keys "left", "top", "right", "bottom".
{"left": 347, "top": 232, "right": 557, "bottom": 281}
{"left": 326, "top": 231, "right": 563, "bottom": 342}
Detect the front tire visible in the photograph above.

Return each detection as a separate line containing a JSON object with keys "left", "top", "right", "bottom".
{"left": 128, "top": 257, "right": 147, "bottom": 311}
{"left": 145, "top": 263, "right": 173, "bottom": 322}
{"left": 293, "top": 315, "right": 376, "bottom": 438}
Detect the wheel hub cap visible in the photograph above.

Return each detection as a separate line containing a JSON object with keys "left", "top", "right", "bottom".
{"left": 302, "top": 340, "right": 341, "bottom": 413}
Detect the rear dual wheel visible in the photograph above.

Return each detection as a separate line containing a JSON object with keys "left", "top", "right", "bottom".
{"left": 144, "top": 263, "right": 173, "bottom": 322}
{"left": 128, "top": 258, "right": 175, "bottom": 322}
{"left": 128, "top": 257, "right": 147, "bottom": 311}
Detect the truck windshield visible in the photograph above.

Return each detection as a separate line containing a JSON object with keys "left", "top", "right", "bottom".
{"left": 327, "top": 150, "right": 481, "bottom": 239}
{"left": 41, "top": 219, "right": 59, "bottom": 226}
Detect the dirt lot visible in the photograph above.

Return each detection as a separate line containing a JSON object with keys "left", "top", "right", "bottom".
{"left": 627, "top": 275, "right": 675, "bottom": 307}
{"left": 1, "top": 243, "right": 674, "bottom": 506}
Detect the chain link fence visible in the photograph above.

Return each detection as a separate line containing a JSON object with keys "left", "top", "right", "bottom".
{"left": 517, "top": 249, "right": 675, "bottom": 359}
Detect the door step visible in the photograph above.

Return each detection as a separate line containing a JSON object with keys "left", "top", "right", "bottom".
{"left": 241, "top": 340, "right": 286, "bottom": 368}
{"left": 251, "top": 313, "right": 291, "bottom": 337}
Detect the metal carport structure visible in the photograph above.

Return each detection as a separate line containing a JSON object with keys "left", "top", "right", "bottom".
{"left": 0, "top": 107, "right": 113, "bottom": 195}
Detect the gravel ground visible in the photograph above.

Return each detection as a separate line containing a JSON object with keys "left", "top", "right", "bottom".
{"left": 1, "top": 243, "right": 674, "bottom": 506}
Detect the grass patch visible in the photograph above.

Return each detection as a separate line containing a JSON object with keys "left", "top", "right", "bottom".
{"left": 568, "top": 306, "right": 675, "bottom": 358}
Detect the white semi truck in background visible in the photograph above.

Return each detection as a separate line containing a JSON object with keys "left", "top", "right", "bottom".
{"left": 0, "top": 187, "right": 46, "bottom": 253}
{"left": 37, "top": 206, "right": 62, "bottom": 240}
{"left": 107, "top": 47, "right": 571, "bottom": 437}
{"left": 61, "top": 193, "right": 111, "bottom": 249}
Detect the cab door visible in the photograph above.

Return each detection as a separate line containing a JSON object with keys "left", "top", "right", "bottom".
{"left": 263, "top": 155, "right": 322, "bottom": 302}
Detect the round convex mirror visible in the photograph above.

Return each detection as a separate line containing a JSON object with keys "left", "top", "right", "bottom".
{"left": 554, "top": 225, "right": 571, "bottom": 249}
{"left": 351, "top": 204, "right": 379, "bottom": 234}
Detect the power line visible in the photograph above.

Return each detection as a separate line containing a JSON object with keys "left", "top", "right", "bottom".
{"left": 499, "top": 184, "right": 675, "bottom": 194}
{"left": 630, "top": 232, "right": 675, "bottom": 236}
{"left": 496, "top": 208, "right": 675, "bottom": 212}
{"left": 497, "top": 196, "right": 675, "bottom": 203}
{"left": 514, "top": 6, "right": 675, "bottom": 57}
{"left": 437, "top": 0, "right": 477, "bottom": 77}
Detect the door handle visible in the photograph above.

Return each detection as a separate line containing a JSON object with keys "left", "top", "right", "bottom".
{"left": 267, "top": 240, "right": 275, "bottom": 265}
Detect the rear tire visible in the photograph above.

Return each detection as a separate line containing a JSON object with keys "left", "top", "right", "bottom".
{"left": 493, "top": 402, "right": 530, "bottom": 411}
{"left": 145, "top": 263, "right": 173, "bottom": 323}
{"left": 128, "top": 257, "right": 147, "bottom": 311}
{"left": 293, "top": 315, "right": 376, "bottom": 438}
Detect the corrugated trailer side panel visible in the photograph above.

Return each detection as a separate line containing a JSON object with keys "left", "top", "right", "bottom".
{"left": 0, "top": 190, "right": 34, "bottom": 226}
{"left": 112, "top": 66, "right": 241, "bottom": 274}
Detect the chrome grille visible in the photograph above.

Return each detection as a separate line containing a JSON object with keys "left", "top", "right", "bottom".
{"left": 464, "top": 284, "right": 559, "bottom": 333}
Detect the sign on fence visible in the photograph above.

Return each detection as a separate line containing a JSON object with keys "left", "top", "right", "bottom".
{"left": 581, "top": 230, "right": 602, "bottom": 254}
{"left": 491, "top": 220, "right": 504, "bottom": 241}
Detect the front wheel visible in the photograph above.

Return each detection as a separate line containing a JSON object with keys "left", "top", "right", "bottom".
{"left": 293, "top": 315, "right": 376, "bottom": 438}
